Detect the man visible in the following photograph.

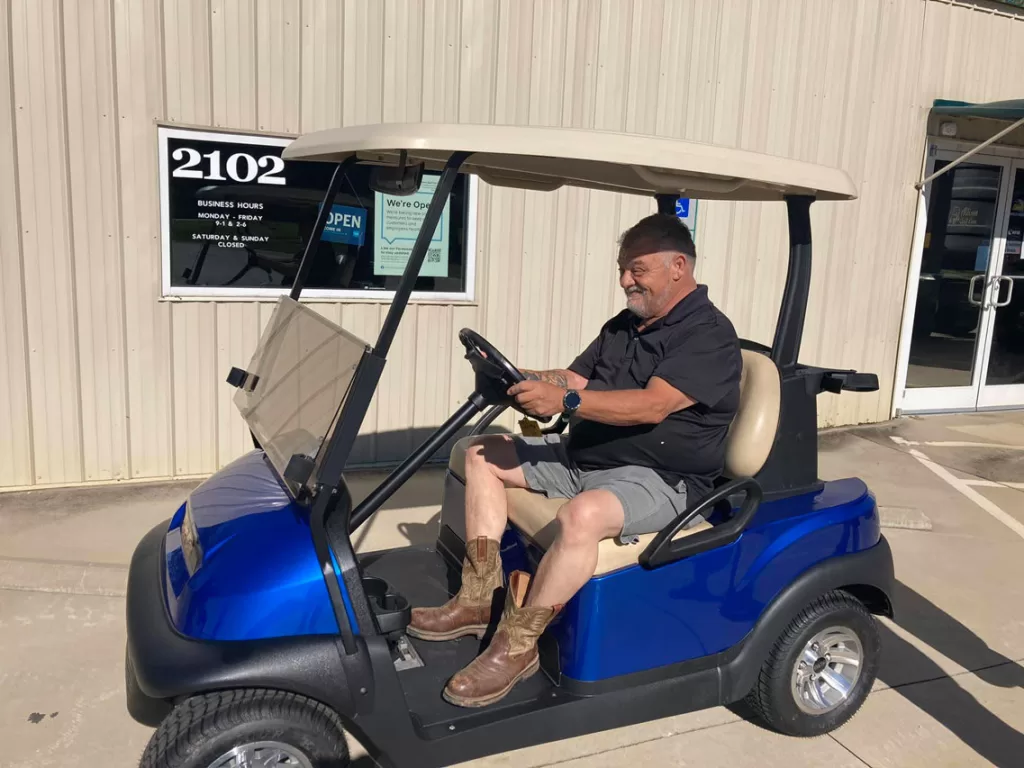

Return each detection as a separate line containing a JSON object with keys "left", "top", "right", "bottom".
{"left": 409, "top": 213, "right": 742, "bottom": 708}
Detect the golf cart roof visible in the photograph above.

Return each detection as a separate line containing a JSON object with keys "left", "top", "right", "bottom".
{"left": 282, "top": 123, "right": 857, "bottom": 202}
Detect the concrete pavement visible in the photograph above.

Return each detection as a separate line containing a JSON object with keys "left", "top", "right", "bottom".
{"left": 2, "top": 411, "right": 1023, "bottom": 767}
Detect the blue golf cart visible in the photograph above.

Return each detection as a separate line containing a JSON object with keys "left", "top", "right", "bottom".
{"left": 125, "top": 123, "right": 894, "bottom": 768}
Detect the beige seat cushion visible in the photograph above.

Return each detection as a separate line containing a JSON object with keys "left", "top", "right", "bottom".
{"left": 725, "top": 349, "right": 781, "bottom": 478}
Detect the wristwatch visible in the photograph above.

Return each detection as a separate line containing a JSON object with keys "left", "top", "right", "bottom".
{"left": 562, "top": 389, "right": 582, "bottom": 415}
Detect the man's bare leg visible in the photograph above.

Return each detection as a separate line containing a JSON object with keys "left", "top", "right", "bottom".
{"left": 407, "top": 435, "right": 527, "bottom": 642}
{"left": 526, "top": 490, "right": 624, "bottom": 608}
{"left": 442, "top": 489, "right": 623, "bottom": 707}
{"left": 463, "top": 435, "right": 529, "bottom": 541}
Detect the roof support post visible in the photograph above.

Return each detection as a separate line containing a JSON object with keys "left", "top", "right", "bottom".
{"left": 655, "top": 193, "right": 678, "bottom": 215}
{"left": 772, "top": 195, "right": 814, "bottom": 371}
{"left": 289, "top": 156, "right": 356, "bottom": 301}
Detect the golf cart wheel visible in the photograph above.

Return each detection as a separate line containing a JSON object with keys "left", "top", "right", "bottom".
{"left": 745, "top": 590, "right": 879, "bottom": 737}
{"left": 140, "top": 689, "right": 349, "bottom": 768}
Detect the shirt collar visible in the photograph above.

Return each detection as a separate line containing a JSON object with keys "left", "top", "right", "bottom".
{"left": 635, "top": 285, "right": 709, "bottom": 332}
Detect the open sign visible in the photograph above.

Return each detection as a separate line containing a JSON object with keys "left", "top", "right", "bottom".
{"left": 322, "top": 204, "right": 367, "bottom": 246}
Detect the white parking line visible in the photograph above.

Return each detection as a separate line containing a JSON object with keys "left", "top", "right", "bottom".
{"left": 890, "top": 438, "right": 1024, "bottom": 541}
{"left": 890, "top": 436, "right": 1024, "bottom": 451}
{"left": 962, "top": 479, "right": 1024, "bottom": 491}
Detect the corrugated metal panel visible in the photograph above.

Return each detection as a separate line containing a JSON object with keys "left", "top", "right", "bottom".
{"left": 256, "top": 0, "right": 300, "bottom": 133}
{"left": 421, "top": 0, "right": 462, "bottom": 122}
{"left": 383, "top": 0, "right": 425, "bottom": 122}
{"left": 300, "top": 0, "right": 344, "bottom": 132}
{"left": 458, "top": 0, "right": 499, "bottom": 123}
{"left": 343, "top": 0, "right": 384, "bottom": 126}
{"left": 10, "top": 0, "right": 83, "bottom": 485}
{"left": 8, "top": 0, "right": 1024, "bottom": 489}
{"left": 114, "top": 0, "right": 174, "bottom": 479}
{"left": 0, "top": 0, "right": 34, "bottom": 487}
{"left": 171, "top": 303, "right": 218, "bottom": 475}
{"left": 215, "top": 303, "right": 260, "bottom": 467}
{"left": 163, "top": 0, "right": 213, "bottom": 125}
{"left": 211, "top": 0, "right": 257, "bottom": 129}
{"left": 64, "top": 0, "right": 129, "bottom": 481}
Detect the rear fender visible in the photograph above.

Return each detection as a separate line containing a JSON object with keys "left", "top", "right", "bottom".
{"left": 720, "top": 535, "right": 894, "bottom": 702}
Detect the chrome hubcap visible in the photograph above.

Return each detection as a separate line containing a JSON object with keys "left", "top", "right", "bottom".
{"left": 790, "top": 626, "right": 863, "bottom": 715}
{"left": 207, "top": 741, "right": 313, "bottom": 768}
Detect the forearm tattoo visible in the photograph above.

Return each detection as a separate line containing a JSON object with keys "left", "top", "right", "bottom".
{"left": 523, "top": 369, "right": 570, "bottom": 387}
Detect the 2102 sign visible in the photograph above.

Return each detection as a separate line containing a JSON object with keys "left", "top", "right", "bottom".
{"left": 170, "top": 147, "right": 287, "bottom": 185}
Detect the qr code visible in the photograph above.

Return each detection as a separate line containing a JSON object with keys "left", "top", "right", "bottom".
{"left": 427, "top": 252, "right": 441, "bottom": 263}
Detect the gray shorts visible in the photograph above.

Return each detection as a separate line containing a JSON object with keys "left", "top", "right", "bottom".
{"left": 513, "top": 434, "right": 702, "bottom": 543}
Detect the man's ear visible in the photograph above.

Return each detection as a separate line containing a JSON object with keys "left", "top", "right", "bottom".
{"left": 673, "top": 253, "right": 689, "bottom": 279}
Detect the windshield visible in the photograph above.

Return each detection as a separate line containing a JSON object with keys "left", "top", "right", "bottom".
{"left": 234, "top": 297, "right": 368, "bottom": 494}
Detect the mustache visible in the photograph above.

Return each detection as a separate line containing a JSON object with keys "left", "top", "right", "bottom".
{"left": 625, "top": 287, "right": 645, "bottom": 296}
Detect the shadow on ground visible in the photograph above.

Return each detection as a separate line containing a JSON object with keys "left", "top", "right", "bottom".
{"left": 880, "top": 581, "right": 1024, "bottom": 768}
{"left": 731, "top": 580, "right": 1024, "bottom": 766}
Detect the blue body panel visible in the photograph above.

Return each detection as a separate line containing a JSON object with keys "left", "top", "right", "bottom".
{"left": 164, "top": 450, "right": 879, "bottom": 683}
{"left": 506, "top": 478, "right": 879, "bottom": 682}
{"left": 163, "top": 451, "right": 339, "bottom": 641}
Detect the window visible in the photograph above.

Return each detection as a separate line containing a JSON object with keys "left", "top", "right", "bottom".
{"left": 158, "top": 126, "right": 476, "bottom": 300}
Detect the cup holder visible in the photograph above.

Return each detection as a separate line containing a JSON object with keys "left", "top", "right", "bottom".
{"left": 361, "top": 576, "right": 411, "bottom": 635}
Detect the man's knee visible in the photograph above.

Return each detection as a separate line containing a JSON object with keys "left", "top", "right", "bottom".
{"left": 556, "top": 495, "right": 621, "bottom": 545}
{"left": 465, "top": 436, "right": 521, "bottom": 479}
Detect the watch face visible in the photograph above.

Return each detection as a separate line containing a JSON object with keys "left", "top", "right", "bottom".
{"left": 564, "top": 390, "right": 582, "bottom": 410}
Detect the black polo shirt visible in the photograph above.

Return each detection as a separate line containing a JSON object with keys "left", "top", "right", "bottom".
{"left": 566, "top": 285, "right": 742, "bottom": 500}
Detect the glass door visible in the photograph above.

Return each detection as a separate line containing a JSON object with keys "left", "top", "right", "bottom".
{"left": 977, "top": 162, "right": 1024, "bottom": 408}
{"left": 901, "top": 151, "right": 1011, "bottom": 413}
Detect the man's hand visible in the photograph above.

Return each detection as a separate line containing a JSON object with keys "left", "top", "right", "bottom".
{"left": 507, "top": 380, "right": 565, "bottom": 419}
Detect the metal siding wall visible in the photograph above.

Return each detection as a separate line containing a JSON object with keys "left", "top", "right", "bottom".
{"left": 212, "top": 0, "right": 257, "bottom": 130}
{"left": 0, "top": 0, "right": 33, "bottom": 487}
{"left": 114, "top": 0, "right": 174, "bottom": 480}
{"left": 5, "top": 0, "right": 1024, "bottom": 489}
{"left": 64, "top": 0, "right": 130, "bottom": 481}
{"left": 10, "top": 0, "right": 83, "bottom": 485}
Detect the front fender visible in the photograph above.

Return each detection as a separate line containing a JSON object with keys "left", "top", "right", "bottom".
{"left": 125, "top": 522, "right": 370, "bottom": 724}
{"left": 720, "top": 534, "right": 894, "bottom": 703}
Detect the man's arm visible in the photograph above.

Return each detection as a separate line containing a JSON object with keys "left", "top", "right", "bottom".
{"left": 508, "top": 376, "right": 694, "bottom": 425}
{"left": 520, "top": 368, "right": 589, "bottom": 390}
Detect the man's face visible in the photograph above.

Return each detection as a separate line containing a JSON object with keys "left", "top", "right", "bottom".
{"left": 618, "top": 249, "right": 690, "bottom": 319}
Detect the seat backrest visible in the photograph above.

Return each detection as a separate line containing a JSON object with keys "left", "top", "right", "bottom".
{"left": 724, "top": 349, "right": 781, "bottom": 478}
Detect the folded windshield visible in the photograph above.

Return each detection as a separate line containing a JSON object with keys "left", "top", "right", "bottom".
{"left": 233, "top": 297, "right": 369, "bottom": 495}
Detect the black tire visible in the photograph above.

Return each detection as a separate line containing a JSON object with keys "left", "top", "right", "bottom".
{"left": 140, "top": 689, "right": 349, "bottom": 768}
{"left": 745, "top": 590, "right": 880, "bottom": 737}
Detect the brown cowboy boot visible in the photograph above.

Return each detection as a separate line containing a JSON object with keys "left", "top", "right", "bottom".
{"left": 442, "top": 570, "right": 561, "bottom": 708}
{"left": 407, "top": 537, "right": 503, "bottom": 641}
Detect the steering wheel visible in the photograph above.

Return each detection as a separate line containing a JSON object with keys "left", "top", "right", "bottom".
{"left": 459, "top": 329, "right": 549, "bottom": 422}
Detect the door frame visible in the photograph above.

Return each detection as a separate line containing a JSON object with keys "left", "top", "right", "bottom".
{"left": 893, "top": 140, "right": 1016, "bottom": 415}
{"left": 978, "top": 159, "right": 1024, "bottom": 409}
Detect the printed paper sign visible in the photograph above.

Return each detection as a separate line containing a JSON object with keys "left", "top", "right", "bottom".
{"left": 373, "top": 175, "right": 450, "bottom": 277}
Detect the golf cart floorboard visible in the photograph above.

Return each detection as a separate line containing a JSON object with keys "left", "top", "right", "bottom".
{"left": 360, "top": 545, "right": 456, "bottom": 608}
{"left": 402, "top": 635, "right": 561, "bottom": 733}
{"left": 361, "top": 545, "right": 565, "bottom": 734}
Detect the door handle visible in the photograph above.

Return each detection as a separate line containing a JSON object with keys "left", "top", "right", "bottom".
{"left": 968, "top": 274, "right": 985, "bottom": 306}
{"left": 995, "top": 276, "right": 1015, "bottom": 308}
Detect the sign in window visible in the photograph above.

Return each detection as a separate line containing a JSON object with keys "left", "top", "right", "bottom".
{"left": 158, "top": 126, "right": 475, "bottom": 300}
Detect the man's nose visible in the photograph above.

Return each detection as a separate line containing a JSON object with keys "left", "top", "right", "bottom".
{"left": 619, "top": 271, "right": 633, "bottom": 289}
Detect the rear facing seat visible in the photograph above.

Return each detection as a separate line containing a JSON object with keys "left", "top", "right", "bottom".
{"left": 448, "top": 349, "right": 781, "bottom": 575}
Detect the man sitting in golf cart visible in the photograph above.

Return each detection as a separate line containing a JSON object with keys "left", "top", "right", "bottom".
{"left": 409, "top": 213, "right": 743, "bottom": 708}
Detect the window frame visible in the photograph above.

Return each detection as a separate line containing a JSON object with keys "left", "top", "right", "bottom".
{"left": 157, "top": 125, "right": 478, "bottom": 302}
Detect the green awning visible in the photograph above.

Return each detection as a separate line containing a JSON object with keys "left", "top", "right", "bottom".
{"left": 933, "top": 99, "right": 1024, "bottom": 121}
